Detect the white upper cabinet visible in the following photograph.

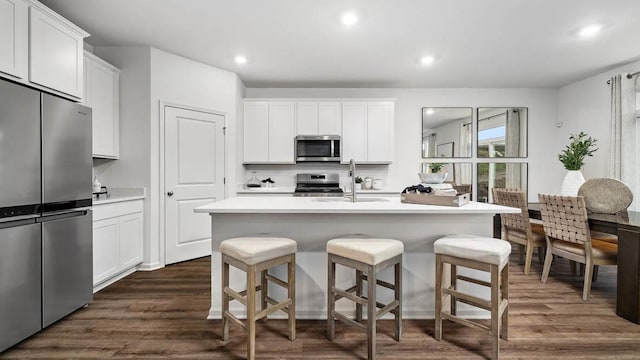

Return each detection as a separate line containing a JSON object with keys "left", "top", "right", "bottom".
{"left": 243, "top": 101, "right": 270, "bottom": 163}
{"left": 296, "top": 101, "right": 341, "bottom": 136}
{"left": 341, "top": 102, "right": 368, "bottom": 162}
{"left": 268, "top": 101, "right": 296, "bottom": 163}
{"left": 29, "top": 5, "right": 86, "bottom": 98}
{"left": 244, "top": 101, "right": 295, "bottom": 164}
{"left": 0, "top": 0, "right": 88, "bottom": 100}
{"left": 341, "top": 101, "right": 394, "bottom": 164}
{"left": 84, "top": 51, "right": 120, "bottom": 159}
{"left": 0, "top": 0, "right": 28, "bottom": 79}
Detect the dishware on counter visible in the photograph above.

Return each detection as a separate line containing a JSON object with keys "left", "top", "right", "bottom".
{"left": 364, "top": 177, "right": 373, "bottom": 189}
{"left": 372, "top": 178, "right": 383, "bottom": 190}
{"left": 93, "top": 176, "right": 102, "bottom": 193}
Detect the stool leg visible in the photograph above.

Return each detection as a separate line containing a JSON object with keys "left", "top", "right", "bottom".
{"left": 394, "top": 259, "right": 402, "bottom": 342}
{"left": 501, "top": 264, "right": 509, "bottom": 340}
{"left": 491, "top": 264, "right": 499, "bottom": 360}
{"left": 355, "top": 270, "right": 363, "bottom": 322}
{"left": 450, "top": 264, "right": 457, "bottom": 316}
{"left": 261, "top": 270, "right": 268, "bottom": 322}
{"left": 221, "top": 258, "right": 230, "bottom": 341}
{"left": 327, "top": 255, "right": 336, "bottom": 340}
{"left": 434, "top": 254, "right": 443, "bottom": 341}
{"left": 288, "top": 255, "right": 296, "bottom": 340}
{"left": 247, "top": 265, "right": 257, "bottom": 360}
{"left": 367, "top": 264, "right": 377, "bottom": 360}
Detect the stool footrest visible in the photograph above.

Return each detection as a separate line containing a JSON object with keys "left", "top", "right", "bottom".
{"left": 223, "top": 310, "right": 247, "bottom": 330}
{"left": 376, "top": 300, "right": 400, "bottom": 320}
{"left": 256, "top": 299, "right": 292, "bottom": 320}
{"left": 443, "top": 287, "right": 490, "bottom": 311}
{"left": 265, "top": 296, "right": 289, "bottom": 314}
{"left": 224, "top": 287, "right": 248, "bottom": 306}
{"left": 361, "top": 274, "right": 396, "bottom": 290}
{"left": 442, "top": 312, "right": 490, "bottom": 332}
{"left": 265, "top": 273, "right": 288, "bottom": 289}
{"left": 333, "top": 286, "right": 367, "bottom": 305}
{"left": 456, "top": 275, "right": 491, "bottom": 287}
{"left": 332, "top": 310, "right": 367, "bottom": 331}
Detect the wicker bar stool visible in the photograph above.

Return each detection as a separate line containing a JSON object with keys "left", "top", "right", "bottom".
{"left": 220, "top": 237, "right": 296, "bottom": 360}
{"left": 327, "top": 237, "right": 404, "bottom": 360}
{"left": 434, "top": 235, "right": 511, "bottom": 360}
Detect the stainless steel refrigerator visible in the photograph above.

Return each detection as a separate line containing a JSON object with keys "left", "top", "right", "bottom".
{"left": 0, "top": 78, "right": 93, "bottom": 352}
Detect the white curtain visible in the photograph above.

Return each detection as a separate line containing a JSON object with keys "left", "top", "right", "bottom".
{"left": 609, "top": 74, "right": 638, "bottom": 210}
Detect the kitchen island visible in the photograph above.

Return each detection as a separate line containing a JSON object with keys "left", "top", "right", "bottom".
{"left": 195, "top": 196, "right": 519, "bottom": 320}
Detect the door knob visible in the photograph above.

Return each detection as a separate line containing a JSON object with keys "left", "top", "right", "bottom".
{"left": 167, "top": 191, "right": 174, "bottom": 197}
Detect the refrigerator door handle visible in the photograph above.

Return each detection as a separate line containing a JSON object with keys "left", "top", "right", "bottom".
{"left": 0, "top": 214, "right": 39, "bottom": 225}
{"left": 37, "top": 208, "right": 91, "bottom": 222}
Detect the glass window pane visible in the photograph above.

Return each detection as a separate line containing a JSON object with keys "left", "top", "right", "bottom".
{"left": 476, "top": 163, "right": 528, "bottom": 203}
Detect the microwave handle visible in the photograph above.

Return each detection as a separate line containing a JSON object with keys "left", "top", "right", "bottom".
{"left": 331, "top": 141, "right": 335, "bottom": 157}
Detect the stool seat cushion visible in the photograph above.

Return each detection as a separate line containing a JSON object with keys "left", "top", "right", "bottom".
{"left": 220, "top": 237, "right": 297, "bottom": 265}
{"left": 327, "top": 238, "right": 404, "bottom": 265}
{"left": 434, "top": 235, "right": 512, "bottom": 267}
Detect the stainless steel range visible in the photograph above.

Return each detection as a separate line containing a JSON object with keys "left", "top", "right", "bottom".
{"left": 294, "top": 174, "right": 344, "bottom": 197}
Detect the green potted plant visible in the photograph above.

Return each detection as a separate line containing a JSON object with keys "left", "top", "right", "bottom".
{"left": 429, "top": 163, "right": 445, "bottom": 173}
{"left": 558, "top": 132, "right": 598, "bottom": 195}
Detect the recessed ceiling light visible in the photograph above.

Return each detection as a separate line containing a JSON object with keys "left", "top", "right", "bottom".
{"left": 234, "top": 55, "right": 247, "bottom": 64}
{"left": 420, "top": 56, "right": 436, "bottom": 66}
{"left": 578, "top": 24, "right": 602, "bottom": 38}
{"left": 341, "top": 12, "right": 359, "bottom": 26}
{"left": 425, "top": 108, "right": 435, "bottom": 115}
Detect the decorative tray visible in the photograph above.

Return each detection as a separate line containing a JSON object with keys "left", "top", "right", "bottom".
{"left": 400, "top": 192, "right": 470, "bottom": 207}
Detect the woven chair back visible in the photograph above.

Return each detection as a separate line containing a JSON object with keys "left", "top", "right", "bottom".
{"left": 538, "top": 194, "right": 590, "bottom": 244}
{"left": 493, "top": 188, "right": 530, "bottom": 233}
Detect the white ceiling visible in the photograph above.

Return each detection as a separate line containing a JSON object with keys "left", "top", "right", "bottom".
{"left": 41, "top": 0, "right": 640, "bottom": 88}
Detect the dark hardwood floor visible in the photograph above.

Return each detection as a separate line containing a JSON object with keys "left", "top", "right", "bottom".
{"left": 3, "top": 252, "right": 640, "bottom": 359}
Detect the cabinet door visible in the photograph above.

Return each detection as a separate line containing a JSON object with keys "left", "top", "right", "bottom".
{"left": 296, "top": 102, "right": 317, "bottom": 135}
{"left": 29, "top": 6, "right": 84, "bottom": 98}
{"left": 0, "top": 0, "right": 27, "bottom": 79}
{"left": 268, "top": 101, "right": 295, "bottom": 163}
{"left": 318, "top": 102, "right": 342, "bottom": 135}
{"left": 92, "top": 217, "right": 119, "bottom": 285}
{"left": 86, "top": 53, "right": 120, "bottom": 159}
{"left": 119, "top": 212, "right": 143, "bottom": 269}
{"left": 243, "top": 101, "right": 269, "bottom": 163}
{"left": 366, "top": 102, "right": 394, "bottom": 163}
{"left": 341, "top": 102, "right": 367, "bottom": 163}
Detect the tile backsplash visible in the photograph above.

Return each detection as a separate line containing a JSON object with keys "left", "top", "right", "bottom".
{"left": 241, "top": 164, "right": 391, "bottom": 189}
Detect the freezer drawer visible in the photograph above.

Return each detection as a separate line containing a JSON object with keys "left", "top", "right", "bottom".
{"left": 41, "top": 210, "right": 93, "bottom": 328}
{"left": 42, "top": 93, "right": 92, "bottom": 205}
{"left": 0, "top": 220, "right": 41, "bottom": 353}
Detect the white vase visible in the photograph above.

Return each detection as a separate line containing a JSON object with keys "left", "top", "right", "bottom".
{"left": 561, "top": 170, "right": 585, "bottom": 196}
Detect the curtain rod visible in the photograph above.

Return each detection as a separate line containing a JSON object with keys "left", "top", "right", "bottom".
{"left": 606, "top": 71, "right": 639, "bottom": 84}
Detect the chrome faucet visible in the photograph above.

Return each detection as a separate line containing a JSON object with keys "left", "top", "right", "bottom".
{"left": 349, "top": 158, "right": 357, "bottom": 203}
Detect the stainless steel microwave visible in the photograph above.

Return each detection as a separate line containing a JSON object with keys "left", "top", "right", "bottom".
{"left": 295, "top": 135, "right": 341, "bottom": 162}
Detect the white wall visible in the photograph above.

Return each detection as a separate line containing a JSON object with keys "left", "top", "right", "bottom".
{"left": 93, "top": 46, "right": 243, "bottom": 269}
{"left": 245, "top": 88, "right": 559, "bottom": 202}
{"left": 558, "top": 58, "right": 640, "bottom": 180}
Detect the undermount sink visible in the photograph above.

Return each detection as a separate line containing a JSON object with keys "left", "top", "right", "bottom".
{"left": 312, "top": 197, "right": 390, "bottom": 203}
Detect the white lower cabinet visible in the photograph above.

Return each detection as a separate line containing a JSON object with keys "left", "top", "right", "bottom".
{"left": 92, "top": 199, "right": 143, "bottom": 292}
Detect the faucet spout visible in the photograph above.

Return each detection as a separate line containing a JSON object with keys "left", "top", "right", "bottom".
{"left": 349, "top": 158, "right": 357, "bottom": 203}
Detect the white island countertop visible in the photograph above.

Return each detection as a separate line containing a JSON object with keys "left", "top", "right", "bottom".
{"left": 194, "top": 195, "right": 519, "bottom": 215}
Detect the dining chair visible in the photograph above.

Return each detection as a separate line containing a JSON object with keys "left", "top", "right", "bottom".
{"left": 492, "top": 188, "right": 546, "bottom": 275}
{"left": 538, "top": 194, "right": 618, "bottom": 301}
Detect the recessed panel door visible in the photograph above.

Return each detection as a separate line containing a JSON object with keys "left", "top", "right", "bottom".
{"left": 165, "top": 106, "right": 225, "bottom": 265}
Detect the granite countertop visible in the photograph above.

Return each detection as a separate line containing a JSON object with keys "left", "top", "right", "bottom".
{"left": 93, "top": 187, "right": 146, "bottom": 205}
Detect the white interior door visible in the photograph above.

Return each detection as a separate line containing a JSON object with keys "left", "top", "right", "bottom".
{"left": 165, "top": 106, "right": 225, "bottom": 265}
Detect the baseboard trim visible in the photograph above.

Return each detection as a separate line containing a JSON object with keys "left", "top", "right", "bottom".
{"left": 93, "top": 267, "right": 138, "bottom": 293}
{"left": 138, "top": 262, "right": 164, "bottom": 271}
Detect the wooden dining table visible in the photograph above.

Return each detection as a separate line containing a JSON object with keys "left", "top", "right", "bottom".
{"left": 494, "top": 204, "right": 640, "bottom": 324}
